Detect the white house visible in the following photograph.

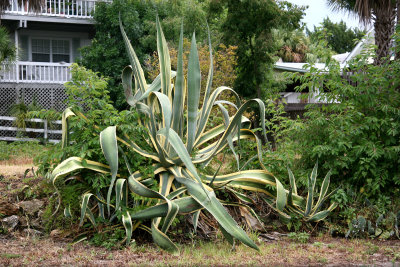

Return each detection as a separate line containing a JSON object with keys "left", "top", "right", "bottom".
{"left": 0, "top": 0, "right": 106, "bottom": 115}
{"left": 273, "top": 28, "right": 374, "bottom": 110}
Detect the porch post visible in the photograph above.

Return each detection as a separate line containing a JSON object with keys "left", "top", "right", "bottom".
{"left": 15, "top": 29, "right": 19, "bottom": 83}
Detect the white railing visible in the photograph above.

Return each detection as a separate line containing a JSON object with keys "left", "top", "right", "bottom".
{"left": 1, "top": 61, "right": 71, "bottom": 83}
{"left": 0, "top": 116, "right": 61, "bottom": 143}
{"left": 5, "top": 0, "right": 107, "bottom": 19}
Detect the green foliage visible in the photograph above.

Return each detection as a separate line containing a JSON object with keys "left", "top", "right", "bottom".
{"left": 287, "top": 232, "right": 310, "bottom": 243}
{"left": 147, "top": 38, "right": 237, "bottom": 91}
{"left": 290, "top": 44, "right": 400, "bottom": 201}
{"left": 0, "top": 26, "right": 16, "bottom": 67}
{"left": 209, "top": 0, "right": 305, "bottom": 98}
{"left": 90, "top": 227, "right": 126, "bottom": 250}
{"left": 345, "top": 215, "right": 383, "bottom": 239}
{"left": 0, "top": 141, "right": 45, "bottom": 161}
{"left": 10, "top": 96, "right": 43, "bottom": 138}
{"left": 307, "top": 17, "right": 365, "bottom": 54}
{"left": 79, "top": 0, "right": 210, "bottom": 109}
{"left": 273, "top": 29, "right": 310, "bottom": 63}
{"left": 35, "top": 65, "right": 150, "bottom": 230}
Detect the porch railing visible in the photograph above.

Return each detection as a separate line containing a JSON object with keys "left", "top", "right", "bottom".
{"left": 1, "top": 61, "right": 71, "bottom": 84}
{"left": 5, "top": 0, "right": 109, "bottom": 19}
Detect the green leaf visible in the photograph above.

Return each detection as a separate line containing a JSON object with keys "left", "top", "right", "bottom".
{"left": 275, "top": 178, "right": 287, "bottom": 212}
{"left": 307, "top": 210, "right": 331, "bottom": 222}
{"left": 172, "top": 23, "right": 185, "bottom": 136}
{"left": 131, "top": 197, "right": 201, "bottom": 220}
{"left": 80, "top": 193, "right": 96, "bottom": 227}
{"left": 52, "top": 157, "right": 110, "bottom": 182}
{"left": 151, "top": 220, "right": 179, "bottom": 254}
{"left": 122, "top": 211, "right": 133, "bottom": 245}
{"left": 149, "top": 92, "right": 172, "bottom": 148}
{"left": 157, "top": 128, "right": 204, "bottom": 187}
{"left": 176, "top": 177, "right": 259, "bottom": 250}
{"left": 121, "top": 66, "right": 136, "bottom": 106}
{"left": 156, "top": 16, "right": 171, "bottom": 96}
{"left": 127, "top": 172, "right": 180, "bottom": 253}
{"left": 137, "top": 71, "right": 176, "bottom": 103}
{"left": 100, "top": 126, "right": 118, "bottom": 216}
{"left": 312, "top": 170, "right": 331, "bottom": 213}
{"left": 197, "top": 23, "right": 214, "bottom": 140}
{"left": 64, "top": 205, "right": 72, "bottom": 218}
{"left": 287, "top": 167, "right": 297, "bottom": 195}
{"left": 119, "top": 18, "right": 147, "bottom": 93}
{"left": 305, "top": 162, "right": 318, "bottom": 216}
{"left": 61, "top": 108, "right": 75, "bottom": 149}
{"left": 115, "top": 178, "right": 126, "bottom": 211}
{"left": 192, "top": 210, "right": 201, "bottom": 234}
{"left": 186, "top": 32, "right": 201, "bottom": 154}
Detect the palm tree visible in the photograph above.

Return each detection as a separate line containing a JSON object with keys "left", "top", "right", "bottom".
{"left": 273, "top": 29, "right": 310, "bottom": 62}
{"left": 328, "top": 0, "right": 397, "bottom": 65}
{"left": 0, "top": 26, "right": 16, "bottom": 67}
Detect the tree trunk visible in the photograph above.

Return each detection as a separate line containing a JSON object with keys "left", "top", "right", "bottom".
{"left": 373, "top": 4, "right": 396, "bottom": 65}
{"left": 396, "top": 0, "right": 400, "bottom": 60}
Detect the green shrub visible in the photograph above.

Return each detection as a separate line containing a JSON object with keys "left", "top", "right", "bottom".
{"left": 289, "top": 44, "right": 400, "bottom": 202}
{"left": 35, "top": 64, "right": 150, "bottom": 228}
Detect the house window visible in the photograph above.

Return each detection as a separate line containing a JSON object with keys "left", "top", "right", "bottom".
{"left": 32, "top": 39, "right": 50, "bottom": 62}
{"left": 52, "top": 40, "right": 70, "bottom": 62}
{"left": 31, "top": 38, "right": 70, "bottom": 63}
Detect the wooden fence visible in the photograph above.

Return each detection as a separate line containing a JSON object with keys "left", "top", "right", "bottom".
{"left": 0, "top": 116, "right": 62, "bottom": 143}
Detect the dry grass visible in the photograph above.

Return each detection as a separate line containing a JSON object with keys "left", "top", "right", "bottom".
{"left": 0, "top": 235, "right": 399, "bottom": 266}
{"left": 0, "top": 164, "right": 36, "bottom": 176}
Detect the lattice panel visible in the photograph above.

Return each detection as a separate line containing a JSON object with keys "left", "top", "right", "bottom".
{"left": 0, "top": 83, "right": 18, "bottom": 115}
{"left": 0, "top": 83, "right": 68, "bottom": 115}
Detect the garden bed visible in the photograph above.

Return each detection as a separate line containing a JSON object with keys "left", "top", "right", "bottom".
{"left": 1, "top": 162, "right": 399, "bottom": 266}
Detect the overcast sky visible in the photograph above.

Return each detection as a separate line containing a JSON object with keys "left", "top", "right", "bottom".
{"left": 284, "top": 0, "right": 366, "bottom": 31}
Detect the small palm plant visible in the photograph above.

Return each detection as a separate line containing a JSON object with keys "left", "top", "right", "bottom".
{"left": 52, "top": 18, "right": 298, "bottom": 253}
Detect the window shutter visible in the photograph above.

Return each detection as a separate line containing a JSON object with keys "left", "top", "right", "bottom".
{"left": 19, "top": 35, "right": 29, "bottom": 61}
{"left": 72, "top": 38, "right": 80, "bottom": 62}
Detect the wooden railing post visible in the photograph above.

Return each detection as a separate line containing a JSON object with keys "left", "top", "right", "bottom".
{"left": 44, "top": 120, "right": 48, "bottom": 140}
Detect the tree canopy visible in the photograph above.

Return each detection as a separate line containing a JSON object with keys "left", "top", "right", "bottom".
{"left": 79, "top": 0, "right": 209, "bottom": 109}
{"left": 209, "top": 0, "right": 305, "bottom": 98}
{"left": 307, "top": 17, "right": 365, "bottom": 54}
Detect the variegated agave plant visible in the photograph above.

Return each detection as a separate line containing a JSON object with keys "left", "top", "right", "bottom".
{"left": 265, "top": 163, "right": 338, "bottom": 223}
{"left": 51, "top": 18, "right": 300, "bottom": 253}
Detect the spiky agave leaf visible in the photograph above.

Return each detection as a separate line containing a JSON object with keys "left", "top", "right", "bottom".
{"left": 273, "top": 164, "right": 337, "bottom": 223}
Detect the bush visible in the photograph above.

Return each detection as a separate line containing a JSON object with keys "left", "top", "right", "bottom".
{"left": 147, "top": 39, "right": 237, "bottom": 91}
{"left": 289, "top": 45, "right": 400, "bottom": 203}
{"left": 35, "top": 64, "right": 151, "bottom": 223}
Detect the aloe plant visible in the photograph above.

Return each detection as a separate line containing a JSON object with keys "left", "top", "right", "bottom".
{"left": 51, "top": 18, "right": 297, "bottom": 253}
{"left": 266, "top": 163, "right": 337, "bottom": 223}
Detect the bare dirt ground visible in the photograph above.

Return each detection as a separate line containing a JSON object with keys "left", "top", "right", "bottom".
{"left": 1, "top": 163, "right": 400, "bottom": 266}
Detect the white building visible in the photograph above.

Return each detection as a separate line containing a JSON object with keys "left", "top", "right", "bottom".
{"left": 0, "top": 0, "right": 106, "bottom": 115}
{"left": 273, "top": 28, "right": 374, "bottom": 112}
